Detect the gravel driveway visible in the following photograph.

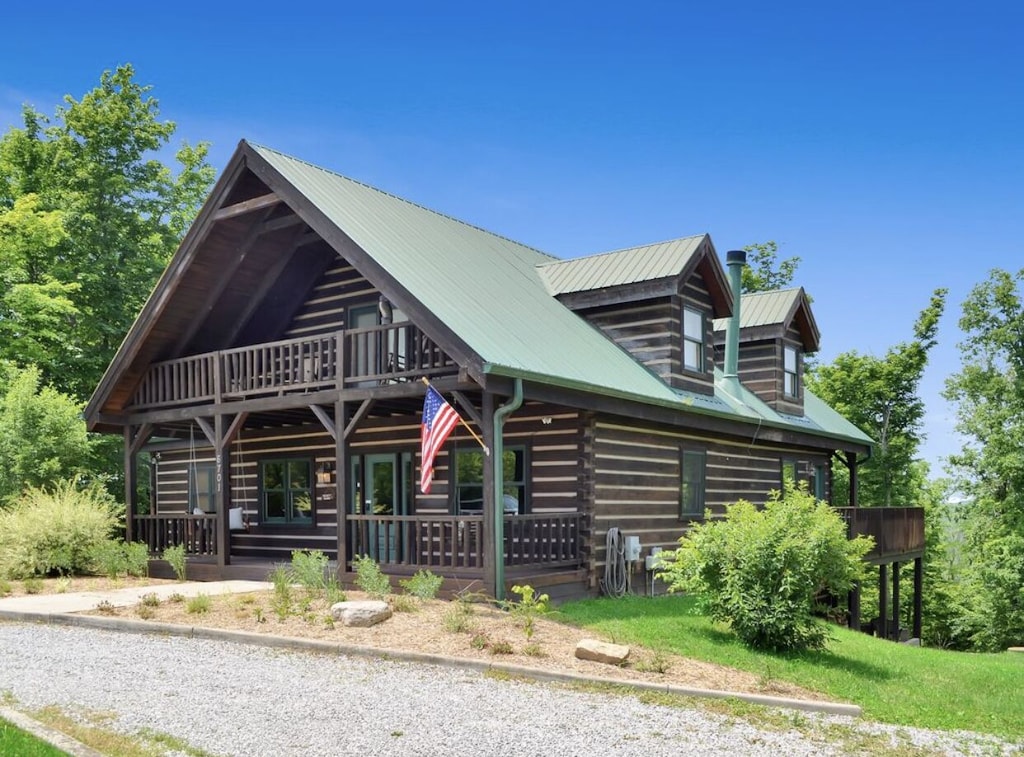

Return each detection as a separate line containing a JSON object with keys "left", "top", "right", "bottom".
{"left": 0, "top": 623, "right": 1017, "bottom": 756}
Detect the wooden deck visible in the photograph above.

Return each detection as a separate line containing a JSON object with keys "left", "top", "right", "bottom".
{"left": 129, "top": 323, "right": 457, "bottom": 410}
{"left": 835, "top": 506, "right": 925, "bottom": 563}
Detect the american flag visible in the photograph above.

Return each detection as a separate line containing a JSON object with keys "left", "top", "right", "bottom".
{"left": 420, "top": 385, "right": 460, "bottom": 494}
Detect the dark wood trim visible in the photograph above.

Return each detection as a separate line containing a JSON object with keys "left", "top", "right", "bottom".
{"left": 212, "top": 191, "right": 280, "bottom": 220}
{"left": 195, "top": 417, "right": 216, "bottom": 448}
{"left": 310, "top": 404, "right": 336, "bottom": 441}
{"left": 892, "top": 560, "right": 901, "bottom": 640}
{"left": 878, "top": 563, "right": 889, "bottom": 640}
{"left": 215, "top": 413, "right": 229, "bottom": 568}
{"left": 123, "top": 427, "right": 136, "bottom": 542}
{"left": 452, "top": 391, "right": 482, "bottom": 427}
{"left": 343, "top": 399, "right": 375, "bottom": 440}
{"left": 335, "top": 399, "right": 347, "bottom": 572}
{"left": 128, "top": 423, "right": 153, "bottom": 457}
{"left": 913, "top": 558, "right": 923, "bottom": 639}
{"left": 481, "top": 391, "right": 496, "bottom": 595}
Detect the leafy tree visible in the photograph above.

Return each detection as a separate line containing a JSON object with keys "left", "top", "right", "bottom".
{"left": 741, "top": 240, "right": 801, "bottom": 293}
{"left": 806, "top": 288, "right": 947, "bottom": 507}
{"left": 0, "top": 365, "right": 96, "bottom": 503}
{"left": 943, "top": 268, "right": 1024, "bottom": 650}
{"left": 658, "top": 486, "right": 872, "bottom": 651}
{"left": 0, "top": 64, "right": 214, "bottom": 399}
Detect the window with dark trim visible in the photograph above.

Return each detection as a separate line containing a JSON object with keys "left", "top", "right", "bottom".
{"left": 810, "top": 463, "right": 827, "bottom": 501}
{"left": 260, "top": 458, "right": 313, "bottom": 525}
{"left": 680, "top": 448, "right": 706, "bottom": 518}
{"left": 188, "top": 462, "right": 217, "bottom": 514}
{"left": 454, "top": 446, "right": 527, "bottom": 514}
{"left": 682, "top": 307, "right": 705, "bottom": 372}
{"left": 781, "top": 458, "right": 798, "bottom": 491}
{"left": 783, "top": 345, "right": 800, "bottom": 398}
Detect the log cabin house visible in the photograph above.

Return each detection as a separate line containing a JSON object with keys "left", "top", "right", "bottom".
{"left": 85, "top": 140, "right": 923, "bottom": 633}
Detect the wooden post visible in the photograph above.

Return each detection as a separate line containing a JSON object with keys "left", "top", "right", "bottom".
{"left": 892, "top": 560, "right": 901, "bottom": 641}
{"left": 481, "top": 391, "right": 496, "bottom": 596}
{"left": 848, "top": 451, "right": 859, "bottom": 506}
{"left": 913, "top": 557, "right": 923, "bottom": 640}
{"left": 215, "top": 413, "right": 229, "bottom": 569}
{"left": 878, "top": 563, "right": 889, "bottom": 640}
{"left": 123, "top": 426, "right": 137, "bottom": 544}
{"left": 848, "top": 581, "right": 861, "bottom": 632}
{"left": 335, "top": 399, "right": 347, "bottom": 574}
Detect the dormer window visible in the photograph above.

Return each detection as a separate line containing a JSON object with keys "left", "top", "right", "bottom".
{"left": 784, "top": 345, "right": 800, "bottom": 398}
{"left": 683, "top": 307, "right": 705, "bottom": 372}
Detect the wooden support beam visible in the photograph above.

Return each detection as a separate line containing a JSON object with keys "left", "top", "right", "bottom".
{"left": 878, "top": 564, "right": 889, "bottom": 640}
{"left": 481, "top": 391, "right": 496, "bottom": 597}
{"left": 223, "top": 412, "right": 248, "bottom": 450}
{"left": 310, "top": 404, "right": 337, "bottom": 441}
{"left": 123, "top": 427, "right": 137, "bottom": 543}
{"left": 128, "top": 423, "right": 154, "bottom": 457}
{"left": 892, "top": 560, "right": 901, "bottom": 641}
{"left": 451, "top": 391, "right": 482, "bottom": 427}
{"left": 343, "top": 399, "right": 376, "bottom": 440}
{"left": 215, "top": 414, "right": 229, "bottom": 569}
{"left": 848, "top": 581, "right": 861, "bottom": 632}
{"left": 195, "top": 417, "right": 216, "bottom": 448}
{"left": 213, "top": 192, "right": 279, "bottom": 220}
{"left": 335, "top": 400, "right": 347, "bottom": 572}
{"left": 258, "top": 213, "right": 305, "bottom": 234}
{"left": 913, "top": 557, "right": 923, "bottom": 640}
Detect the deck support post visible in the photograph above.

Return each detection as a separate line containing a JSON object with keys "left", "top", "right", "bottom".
{"left": 892, "top": 560, "right": 901, "bottom": 640}
{"left": 913, "top": 557, "right": 923, "bottom": 640}
{"left": 481, "top": 391, "right": 496, "bottom": 597}
{"left": 215, "top": 413, "right": 230, "bottom": 568}
{"left": 848, "top": 581, "right": 861, "bottom": 631}
{"left": 335, "top": 399, "right": 348, "bottom": 573}
{"left": 847, "top": 450, "right": 859, "bottom": 506}
{"left": 878, "top": 563, "right": 889, "bottom": 640}
{"left": 123, "top": 427, "right": 137, "bottom": 544}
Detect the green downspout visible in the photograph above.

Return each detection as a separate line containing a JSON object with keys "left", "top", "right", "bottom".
{"left": 492, "top": 378, "right": 523, "bottom": 601}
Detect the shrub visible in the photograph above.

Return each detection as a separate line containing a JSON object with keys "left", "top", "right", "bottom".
{"left": 503, "top": 584, "right": 550, "bottom": 640}
{"left": 290, "top": 549, "right": 329, "bottom": 596}
{"left": 22, "top": 577, "right": 43, "bottom": 594}
{"left": 162, "top": 544, "right": 187, "bottom": 582}
{"left": 352, "top": 555, "right": 390, "bottom": 599}
{"left": 0, "top": 480, "right": 120, "bottom": 578}
{"left": 657, "top": 486, "right": 872, "bottom": 652}
{"left": 124, "top": 542, "right": 150, "bottom": 578}
{"left": 399, "top": 569, "right": 444, "bottom": 601}
{"left": 90, "top": 539, "right": 127, "bottom": 579}
{"left": 186, "top": 594, "right": 211, "bottom": 614}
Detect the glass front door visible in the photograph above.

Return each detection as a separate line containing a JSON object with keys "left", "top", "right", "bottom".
{"left": 351, "top": 453, "right": 408, "bottom": 563}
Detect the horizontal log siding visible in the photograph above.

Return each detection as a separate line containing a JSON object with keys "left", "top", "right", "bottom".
{"left": 151, "top": 402, "right": 583, "bottom": 563}
{"left": 590, "top": 419, "right": 831, "bottom": 588}
{"left": 282, "top": 258, "right": 374, "bottom": 337}
{"left": 713, "top": 325, "right": 806, "bottom": 415}
{"left": 582, "top": 297, "right": 676, "bottom": 380}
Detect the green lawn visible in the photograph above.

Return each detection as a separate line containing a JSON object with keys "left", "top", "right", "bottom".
{"left": 0, "top": 717, "right": 67, "bottom": 756}
{"left": 557, "top": 594, "right": 1024, "bottom": 739}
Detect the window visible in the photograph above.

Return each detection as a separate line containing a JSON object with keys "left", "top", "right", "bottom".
{"left": 682, "top": 308, "right": 705, "bottom": 372}
{"left": 781, "top": 458, "right": 798, "bottom": 491}
{"left": 810, "top": 463, "right": 827, "bottom": 501}
{"left": 680, "top": 448, "right": 706, "bottom": 518}
{"left": 260, "top": 458, "right": 313, "bottom": 525}
{"left": 454, "top": 446, "right": 527, "bottom": 514}
{"left": 783, "top": 345, "right": 800, "bottom": 398}
{"left": 188, "top": 462, "right": 217, "bottom": 514}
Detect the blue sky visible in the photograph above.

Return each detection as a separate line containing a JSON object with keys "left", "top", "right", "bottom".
{"left": 3, "top": 2, "right": 1022, "bottom": 478}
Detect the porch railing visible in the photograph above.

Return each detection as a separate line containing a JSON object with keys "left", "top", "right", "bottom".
{"left": 133, "top": 514, "right": 218, "bottom": 556}
{"left": 129, "top": 324, "right": 457, "bottom": 409}
{"left": 346, "top": 512, "right": 586, "bottom": 572}
{"left": 835, "top": 507, "right": 925, "bottom": 561}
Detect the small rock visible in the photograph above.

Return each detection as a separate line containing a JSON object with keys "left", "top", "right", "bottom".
{"left": 575, "top": 638, "right": 630, "bottom": 665}
{"left": 903, "top": 637, "right": 921, "bottom": 646}
{"left": 330, "top": 600, "right": 392, "bottom": 627}
{"left": 1008, "top": 646, "right": 1024, "bottom": 654}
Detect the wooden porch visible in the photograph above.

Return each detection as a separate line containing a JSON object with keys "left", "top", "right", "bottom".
{"left": 128, "top": 323, "right": 457, "bottom": 410}
{"left": 134, "top": 511, "right": 587, "bottom": 596}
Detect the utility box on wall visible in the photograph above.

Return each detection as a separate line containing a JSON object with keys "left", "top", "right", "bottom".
{"left": 624, "top": 535, "right": 642, "bottom": 562}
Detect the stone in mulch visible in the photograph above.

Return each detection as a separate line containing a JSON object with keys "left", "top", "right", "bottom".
{"left": 331, "top": 600, "right": 392, "bottom": 627}
{"left": 575, "top": 638, "right": 630, "bottom": 665}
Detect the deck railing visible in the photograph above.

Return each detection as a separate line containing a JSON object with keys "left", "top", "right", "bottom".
{"left": 835, "top": 507, "right": 925, "bottom": 561}
{"left": 134, "top": 514, "right": 218, "bottom": 556}
{"left": 346, "top": 512, "right": 585, "bottom": 572}
{"left": 129, "top": 324, "right": 457, "bottom": 409}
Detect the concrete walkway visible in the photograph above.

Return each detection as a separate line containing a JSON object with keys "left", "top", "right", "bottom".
{"left": 0, "top": 580, "right": 270, "bottom": 614}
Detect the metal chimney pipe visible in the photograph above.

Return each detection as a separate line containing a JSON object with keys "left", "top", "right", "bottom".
{"left": 724, "top": 250, "right": 747, "bottom": 385}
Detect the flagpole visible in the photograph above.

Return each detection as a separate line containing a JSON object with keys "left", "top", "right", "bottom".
{"left": 421, "top": 377, "right": 489, "bottom": 455}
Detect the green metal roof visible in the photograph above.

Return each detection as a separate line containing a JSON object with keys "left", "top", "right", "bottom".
{"left": 249, "top": 143, "right": 869, "bottom": 448}
{"left": 252, "top": 144, "right": 681, "bottom": 404}
{"left": 538, "top": 235, "right": 707, "bottom": 295}
{"left": 713, "top": 288, "right": 802, "bottom": 331}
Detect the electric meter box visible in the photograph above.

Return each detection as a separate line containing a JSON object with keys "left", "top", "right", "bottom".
{"left": 624, "top": 535, "right": 642, "bottom": 562}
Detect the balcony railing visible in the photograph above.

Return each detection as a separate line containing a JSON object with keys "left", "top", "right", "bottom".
{"left": 835, "top": 507, "right": 925, "bottom": 562}
{"left": 134, "top": 513, "right": 218, "bottom": 556}
{"left": 130, "top": 324, "right": 457, "bottom": 409}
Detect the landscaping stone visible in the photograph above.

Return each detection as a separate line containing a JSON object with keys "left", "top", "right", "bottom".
{"left": 575, "top": 638, "right": 630, "bottom": 665}
{"left": 1008, "top": 646, "right": 1024, "bottom": 654}
{"left": 330, "top": 600, "right": 392, "bottom": 627}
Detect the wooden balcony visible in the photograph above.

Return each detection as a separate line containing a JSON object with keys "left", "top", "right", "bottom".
{"left": 134, "top": 513, "right": 218, "bottom": 556}
{"left": 129, "top": 323, "right": 457, "bottom": 410}
{"left": 835, "top": 507, "right": 925, "bottom": 563}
